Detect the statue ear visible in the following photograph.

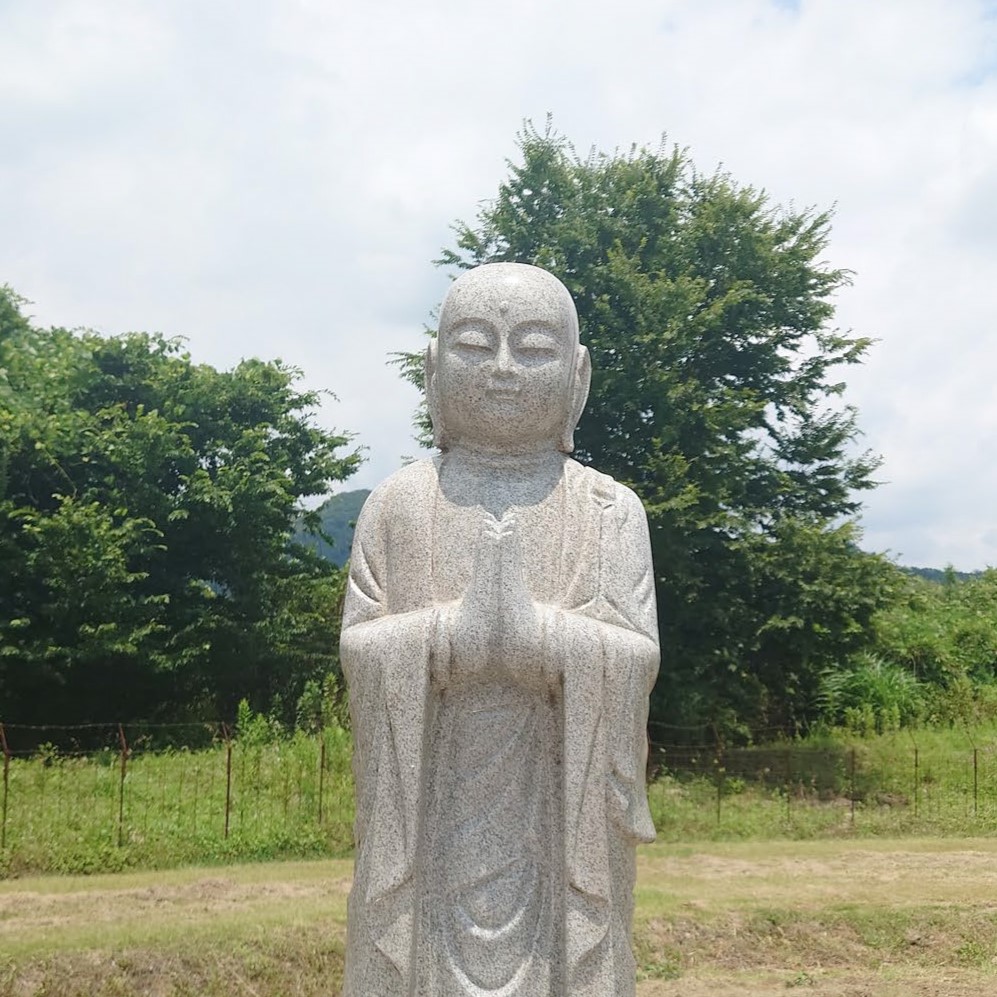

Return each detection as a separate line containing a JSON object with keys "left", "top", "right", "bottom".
{"left": 426, "top": 339, "right": 448, "bottom": 451}
{"left": 560, "top": 345, "right": 591, "bottom": 454}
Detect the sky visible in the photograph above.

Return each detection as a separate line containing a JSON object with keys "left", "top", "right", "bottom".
{"left": 2, "top": 0, "right": 996, "bottom": 570}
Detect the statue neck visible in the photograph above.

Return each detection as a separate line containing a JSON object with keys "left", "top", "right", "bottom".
{"left": 445, "top": 443, "right": 565, "bottom": 474}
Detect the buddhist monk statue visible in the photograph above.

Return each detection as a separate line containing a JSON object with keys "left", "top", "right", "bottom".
{"left": 340, "top": 262, "right": 659, "bottom": 997}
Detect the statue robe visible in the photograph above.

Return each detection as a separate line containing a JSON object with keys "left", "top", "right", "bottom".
{"left": 340, "top": 454, "right": 659, "bottom": 997}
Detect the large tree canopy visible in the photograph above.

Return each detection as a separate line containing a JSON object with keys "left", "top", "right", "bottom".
{"left": 401, "top": 124, "right": 896, "bottom": 735}
{"left": 0, "top": 288, "right": 360, "bottom": 727}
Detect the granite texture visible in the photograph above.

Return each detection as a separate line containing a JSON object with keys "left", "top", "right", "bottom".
{"left": 340, "top": 263, "right": 660, "bottom": 996}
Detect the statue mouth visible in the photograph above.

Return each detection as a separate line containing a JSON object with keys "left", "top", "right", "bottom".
{"left": 487, "top": 387, "right": 521, "bottom": 399}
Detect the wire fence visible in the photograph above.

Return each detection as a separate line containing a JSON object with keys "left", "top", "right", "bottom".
{"left": 3, "top": 720, "right": 997, "bottom": 874}
{"left": 0, "top": 721, "right": 355, "bottom": 873}
{"left": 646, "top": 721, "right": 997, "bottom": 839}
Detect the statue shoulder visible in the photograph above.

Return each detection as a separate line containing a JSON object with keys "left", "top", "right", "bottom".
{"left": 563, "top": 460, "right": 648, "bottom": 523}
{"left": 355, "top": 458, "right": 441, "bottom": 534}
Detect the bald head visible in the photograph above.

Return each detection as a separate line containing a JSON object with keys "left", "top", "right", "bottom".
{"left": 439, "top": 263, "right": 580, "bottom": 350}
{"left": 427, "top": 263, "right": 590, "bottom": 455}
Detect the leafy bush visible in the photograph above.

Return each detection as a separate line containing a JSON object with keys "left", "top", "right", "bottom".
{"left": 235, "top": 698, "right": 284, "bottom": 746}
{"left": 817, "top": 653, "right": 925, "bottom": 733}
{"left": 295, "top": 672, "right": 350, "bottom": 734}
{"left": 872, "top": 570, "right": 997, "bottom": 686}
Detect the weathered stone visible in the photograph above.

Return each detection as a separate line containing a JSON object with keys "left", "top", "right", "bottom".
{"left": 341, "top": 262, "right": 659, "bottom": 996}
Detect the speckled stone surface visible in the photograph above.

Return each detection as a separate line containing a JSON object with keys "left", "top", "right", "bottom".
{"left": 340, "top": 263, "right": 659, "bottom": 996}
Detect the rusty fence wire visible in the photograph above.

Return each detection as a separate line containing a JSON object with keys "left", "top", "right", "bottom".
{"left": 0, "top": 721, "right": 355, "bottom": 873}
{"left": 646, "top": 722, "right": 997, "bottom": 840}
{"left": 3, "top": 720, "right": 997, "bottom": 873}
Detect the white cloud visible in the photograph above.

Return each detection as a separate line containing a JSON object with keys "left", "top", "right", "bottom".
{"left": 2, "top": 0, "right": 996, "bottom": 568}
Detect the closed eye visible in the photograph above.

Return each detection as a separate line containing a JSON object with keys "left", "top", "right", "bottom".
{"left": 515, "top": 327, "right": 561, "bottom": 359}
{"left": 453, "top": 341, "right": 493, "bottom": 358}
{"left": 451, "top": 323, "right": 495, "bottom": 354}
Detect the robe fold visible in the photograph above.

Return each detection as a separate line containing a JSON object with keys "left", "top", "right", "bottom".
{"left": 341, "top": 455, "right": 659, "bottom": 997}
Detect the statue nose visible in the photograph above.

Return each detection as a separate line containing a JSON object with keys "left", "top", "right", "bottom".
{"left": 494, "top": 341, "right": 516, "bottom": 375}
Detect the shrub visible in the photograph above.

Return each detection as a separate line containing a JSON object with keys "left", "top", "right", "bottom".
{"left": 818, "top": 653, "right": 925, "bottom": 733}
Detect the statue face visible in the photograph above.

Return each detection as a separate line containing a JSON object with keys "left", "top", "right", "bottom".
{"left": 435, "top": 264, "right": 581, "bottom": 454}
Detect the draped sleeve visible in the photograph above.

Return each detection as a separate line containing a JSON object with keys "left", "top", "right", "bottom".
{"left": 551, "top": 468, "right": 660, "bottom": 996}
{"left": 340, "top": 463, "right": 440, "bottom": 994}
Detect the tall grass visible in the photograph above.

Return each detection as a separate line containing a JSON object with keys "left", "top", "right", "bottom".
{"left": 650, "top": 723, "right": 997, "bottom": 842}
{"left": 4, "top": 722, "right": 997, "bottom": 877}
{"left": 0, "top": 728, "right": 354, "bottom": 877}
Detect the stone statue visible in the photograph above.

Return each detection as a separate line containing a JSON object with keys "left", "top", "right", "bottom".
{"left": 340, "top": 262, "right": 659, "bottom": 997}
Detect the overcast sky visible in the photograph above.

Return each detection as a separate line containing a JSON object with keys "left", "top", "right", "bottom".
{"left": 2, "top": 0, "right": 996, "bottom": 570}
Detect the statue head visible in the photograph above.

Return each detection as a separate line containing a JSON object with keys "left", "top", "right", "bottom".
{"left": 426, "top": 263, "right": 591, "bottom": 455}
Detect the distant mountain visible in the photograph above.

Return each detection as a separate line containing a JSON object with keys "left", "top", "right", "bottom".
{"left": 295, "top": 489, "right": 370, "bottom": 566}
{"left": 901, "top": 566, "right": 984, "bottom": 584}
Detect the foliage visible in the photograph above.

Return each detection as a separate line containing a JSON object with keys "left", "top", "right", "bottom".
{"left": 0, "top": 286, "right": 360, "bottom": 728}
{"left": 295, "top": 671, "right": 350, "bottom": 733}
{"left": 235, "top": 698, "right": 284, "bottom": 747}
{"left": 817, "top": 653, "right": 926, "bottom": 734}
{"left": 399, "top": 121, "right": 890, "bottom": 733}
{"left": 870, "top": 569, "right": 997, "bottom": 690}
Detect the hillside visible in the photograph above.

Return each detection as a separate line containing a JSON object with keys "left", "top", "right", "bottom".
{"left": 294, "top": 489, "right": 370, "bottom": 566}
{"left": 902, "top": 565, "right": 984, "bottom": 584}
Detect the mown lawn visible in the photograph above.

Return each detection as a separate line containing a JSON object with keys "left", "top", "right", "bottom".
{"left": 4, "top": 839, "right": 997, "bottom": 996}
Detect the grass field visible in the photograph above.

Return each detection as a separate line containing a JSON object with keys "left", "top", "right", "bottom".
{"left": 5, "top": 723, "right": 997, "bottom": 878}
{"left": 0, "top": 731, "right": 356, "bottom": 877}
{"left": 3, "top": 839, "right": 997, "bottom": 996}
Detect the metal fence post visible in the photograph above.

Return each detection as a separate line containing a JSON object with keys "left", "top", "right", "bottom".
{"left": 906, "top": 728, "right": 919, "bottom": 818}
{"left": 965, "top": 727, "right": 978, "bottom": 819}
{"left": 785, "top": 744, "right": 793, "bottom": 823}
{"left": 712, "top": 725, "right": 724, "bottom": 826}
{"left": 0, "top": 723, "right": 10, "bottom": 851}
{"left": 849, "top": 746, "right": 856, "bottom": 828}
{"left": 222, "top": 723, "right": 233, "bottom": 839}
{"left": 318, "top": 729, "right": 326, "bottom": 827}
{"left": 974, "top": 747, "right": 979, "bottom": 818}
{"left": 117, "top": 724, "right": 129, "bottom": 847}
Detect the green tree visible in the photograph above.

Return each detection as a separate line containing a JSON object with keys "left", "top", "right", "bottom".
{"left": 0, "top": 287, "right": 360, "bottom": 727}
{"left": 872, "top": 569, "right": 997, "bottom": 691}
{"left": 400, "top": 123, "right": 892, "bottom": 734}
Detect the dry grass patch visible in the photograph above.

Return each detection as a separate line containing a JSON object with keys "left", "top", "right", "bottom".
{"left": 640, "top": 966, "right": 997, "bottom": 997}
{"left": 0, "top": 861, "right": 351, "bottom": 996}
{"left": 0, "top": 933, "right": 345, "bottom": 997}
{"left": 3, "top": 842, "right": 997, "bottom": 995}
{"left": 633, "top": 838, "right": 997, "bottom": 995}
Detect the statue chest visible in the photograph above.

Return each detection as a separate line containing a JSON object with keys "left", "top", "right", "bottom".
{"left": 429, "top": 471, "right": 568, "bottom": 605}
